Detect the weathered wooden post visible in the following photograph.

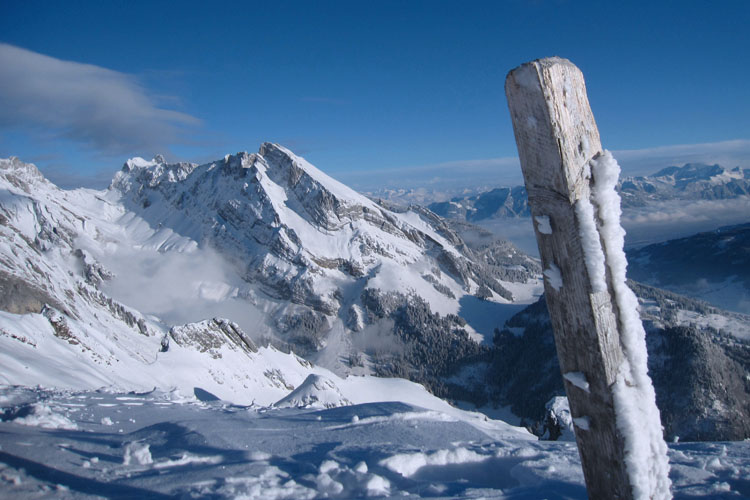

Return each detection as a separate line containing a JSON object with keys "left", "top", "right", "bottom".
{"left": 505, "top": 57, "right": 671, "bottom": 499}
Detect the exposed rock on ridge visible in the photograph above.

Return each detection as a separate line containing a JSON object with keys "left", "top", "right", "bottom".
{"left": 110, "top": 143, "right": 537, "bottom": 357}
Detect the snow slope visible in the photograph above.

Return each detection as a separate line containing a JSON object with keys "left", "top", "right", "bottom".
{"left": 1, "top": 386, "right": 747, "bottom": 499}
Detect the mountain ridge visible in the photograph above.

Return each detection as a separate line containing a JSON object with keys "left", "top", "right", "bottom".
{"left": 0, "top": 147, "right": 540, "bottom": 401}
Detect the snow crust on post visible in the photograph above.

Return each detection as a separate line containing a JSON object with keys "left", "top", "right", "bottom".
{"left": 543, "top": 264, "right": 563, "bottom": 291}
{"left": 579, "top": 150, "right": 672, "bottom": 499}
{"left": 574, "top": 197, "right": 606, "bottom": 294}
{"left": 563, "top": 372, "right": 590, "bottom": 393}
{"left": 573, "top": 416, "right": 590, "bottom": 431}
{"left": 534, "top": 215, "right": 552, "bottom": 234}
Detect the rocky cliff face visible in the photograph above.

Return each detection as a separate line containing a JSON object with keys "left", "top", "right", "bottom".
{"left": 167, "top": 318, "right": 258, "bottom": 358}
{"left": 109, "top": 143, "right": 540, "bottom": 362}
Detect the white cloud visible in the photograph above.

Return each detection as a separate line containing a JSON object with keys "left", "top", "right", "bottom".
{"left": 0, "top": 43, "right": 199, "bottom": 155}
{"left": 98, "top": 244, "right": 267, "bottom": 339}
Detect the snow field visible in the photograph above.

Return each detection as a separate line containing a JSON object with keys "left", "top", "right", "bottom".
{"left": 3, "top": 387, "right": 748, "bottom": 499}
{"left": 0, "top": 387, "right": 572, "bottom": 499}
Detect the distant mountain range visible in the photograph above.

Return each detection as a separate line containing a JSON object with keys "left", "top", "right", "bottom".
{"left": 619, "top": 163, "right": 750, "bottom": 207}
{"left": 1, "top": 149, "right": 748, "bottom": 441}
{"left": 427, "top": 163, "right": 750, "bottom": 222}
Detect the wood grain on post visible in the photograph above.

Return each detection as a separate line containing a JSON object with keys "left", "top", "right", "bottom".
{"left": 505, "top": 57, "right": 635, "bottom": 499}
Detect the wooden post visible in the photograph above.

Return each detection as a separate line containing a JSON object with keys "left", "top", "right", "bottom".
{"left": 505, "top": 58, "right": 670, "bottom": 499}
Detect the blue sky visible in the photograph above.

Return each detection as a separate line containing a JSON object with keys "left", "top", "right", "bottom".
{"left": 1, "top": 0, "right": 749, "bottom": 192}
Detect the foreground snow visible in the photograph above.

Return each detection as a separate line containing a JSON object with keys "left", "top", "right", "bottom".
{"left": 1, "top": 387, "right": 747, "bottom": 499}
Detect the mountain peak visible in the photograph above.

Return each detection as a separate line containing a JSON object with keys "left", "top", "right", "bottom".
{"left": 258, "top": 141, "right": 285, "bottom": 156}
{"left": 256, "top": 142, "right": 370, "bottom": 209}
{"left": 114, "top": 156, "right": 198, "bottom": 191}
{"left": 122, "top": 156, "right": 157, "bottom": 171}
{"left": 652, "top": 163, "right": 725, "bottom": 180}
{"left": 0, "top": 156, "right": 49, "bottom": 192}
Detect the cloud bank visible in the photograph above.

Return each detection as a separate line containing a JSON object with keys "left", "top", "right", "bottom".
{"left": 0, "top": 43, "right": 199, "bottom": 156}
{"left": 478, "top": 196, "right": 750, "bottom": 259}
{"left": 97, "top": 244, "right": 267, "bottom": 339}
{"left": 620, "top": 196, "right": 750, "bottom": 248}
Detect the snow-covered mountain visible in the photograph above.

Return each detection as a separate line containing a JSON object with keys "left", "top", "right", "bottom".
{"left": 108, "top": 144, "right": 545, "bottom": 391}
{"left": 0, "top": 149, "right": 539, "bottom": 404}
{"left": 618, "top": 163, "right": 750, "bottom": 208}
{"left": 428, "top": 162, "right": 750, "bottom": 222}
{"left": 626, "top": 222, "right": 750, "bottom": 312}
